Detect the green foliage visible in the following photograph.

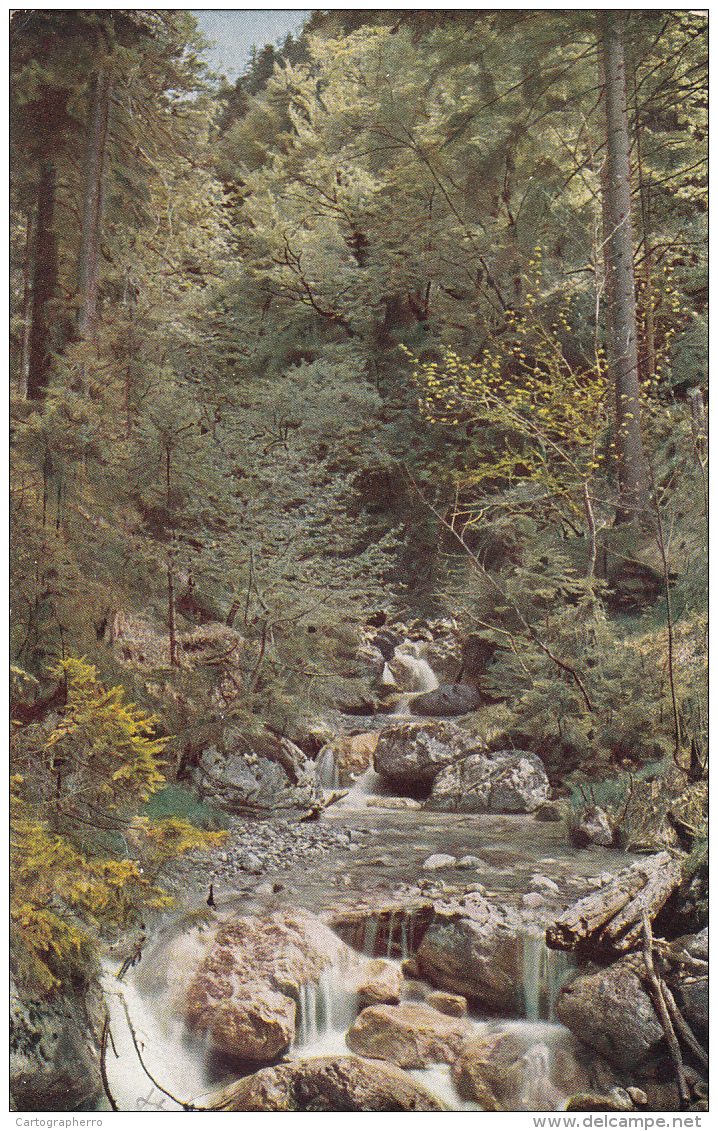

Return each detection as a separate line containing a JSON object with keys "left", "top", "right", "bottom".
{"left": 142, "top": 784, "right": 229, "bottom": 832}
{"left": 10, "top": 783, "right": 172, "bottom": 992}
{"left": 10, "top": 659, "right": 228, "bottom": 993}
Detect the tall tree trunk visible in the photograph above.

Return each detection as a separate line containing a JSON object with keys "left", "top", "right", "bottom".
{"left": 166, "top": 447, "right": 179, "bottom": 667}
{"left": 19, "top": 212, "right": 33, "bottom": 398}
{"left": 601, "top": 12, "right": 648, "bottom": 523}
{"left": 27, "top": 161, "right": 57, "bottom": 400}
{"left": 77, "top": 66, "right": 112, "bottom": 340}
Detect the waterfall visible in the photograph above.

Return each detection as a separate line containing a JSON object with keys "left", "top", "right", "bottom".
{"left": 520, "top": 928, "right": 574, "bottom": 1022}
{"left": 315, "top": 746, "right": 339, "bottom": 789}
{"left": 392, "top": 649, "right": 439, "bottom": 693}
{"left": 292, "top": 966, "right": 358, "bottom": 1055}
{"left": 336, "top": 767, "right": 383, "bottom": 809}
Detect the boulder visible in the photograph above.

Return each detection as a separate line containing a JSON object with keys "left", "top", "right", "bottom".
{"left": 426, "top": 991, "right": 468, "bottom": 1018}
{"left": 345, "top": 1002, "right": 471, "bottom": 1069}
{"left": 410, "top": 684, "right": 483, "bottom": 717}
{"left": 206, "top": 1055, "right": 448, "bottom": 1111}
{"left": 571, "top": 806, "right": 614, "bottom": 847}
{"left": 191, "top": 731, "right": 323, "bottom": 817}
{"left": 374, "top": 721, "right": 477, "bottom": 790}
{"left": 556, "top": 957, "right": 664, "bottom": 1068}
{"left": 454, "top": 1024, "right": 620, "bottom": 1112}
{"left": 10, "top": 977, "right": 104, "bottom": 1111}
{"left": 184, "top": 910, "right": 361, "bottom": 1063}
{"left": 357, "top": 959, "right": 403, "bottom": 1009}
{"left": 416, "top": 898, "right": 522, "bottom": 1014}
{"left": 426, "top": 750, "right": 549, "bottom": 813}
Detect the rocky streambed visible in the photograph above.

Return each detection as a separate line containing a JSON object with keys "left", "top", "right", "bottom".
{"left": 92, "top": 801, "right": 707, "bottom": 1114}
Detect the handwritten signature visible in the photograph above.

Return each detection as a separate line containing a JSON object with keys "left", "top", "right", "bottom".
{"left": 136, "top": 1087, "right": 169, "bottom": 1111}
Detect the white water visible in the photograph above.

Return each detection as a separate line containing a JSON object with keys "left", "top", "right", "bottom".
{"left": 335, "top": 766, "right": 385, "bottom": 809}
{"left": 520, "top": 928, "right": 574, "bottom": 1022}
{"left": 392, "top": 649, "right": 440, "bottom": 693}
{"left": 100, "top": 919, "right": 584, "bottom": 1115}
{"left": 101, "top": 960, "right": 215, "bottom": 1112}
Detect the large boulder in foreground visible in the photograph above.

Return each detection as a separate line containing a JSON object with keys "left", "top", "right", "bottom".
{"left": 426, "top": 749, "right": 549, "bottom": 813}
{"left": 345, "top": 1001, "right": 471, "bottom": 1069}
{"left": 416, "top": 896, "right": 523, "bottom": 1014}
{"left": 373, "top": 720, "right": 477, "bottom": 790}
{"left": 185, "top": 910, "right": 360, "bottom": 1063}
{"left": 410, "top": 683, "right": 483, "bottom": 717}
{"left": 206, "top": 1055, "right": 448, "bottom": 1111}
{"left": 191, "top": 730, "right": 323, "bottom": 816}
{"left": 556, "top": 957, "right": 664, "bottom": 1068}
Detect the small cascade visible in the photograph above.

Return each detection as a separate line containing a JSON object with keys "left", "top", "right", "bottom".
{"left": 520, "top": 928, "right": 574, "bottom": 1022}
{"left": 515, "top": 1041, "right": 565, "bottom": 1111}
{"left": 394, "top": 651, "right": 439, "bottom": 693}
{"left": 315, "top": 746, "right": 340, "bottom": 790}
{"left": 335, "top": 767, "right": 383, "bottom": 809}
{"left": 386, "top": 910, "right": 396, "bottom": 957}
{"left": 335, "top": 906, "right": 433, "bottom": 960}
{"left": 361, "top": 916, "right": 379, "bottom": 957}
{"left": 292, "top": 966, "right": 358, "bottom": 1055}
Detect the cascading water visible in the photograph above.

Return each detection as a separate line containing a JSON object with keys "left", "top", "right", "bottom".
{"left": 335, "top": 766, "right": 384, "bottom": 809}
{"left": 315, "top": 745, "right": 340, "bottom": 789}
{"left": 520, "top": 927, "right": 574, "bottom": 1022}
{"left": 101, "top": 960, "right": 215, "bottom": 1112}
{"left": 292, "top": 966, "right": 358, "bottom": 1053}
{"left": 393, "top": 650, "right": 440, "bottom": 693}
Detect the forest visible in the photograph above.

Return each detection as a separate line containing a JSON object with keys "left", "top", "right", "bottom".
{"left": 10, "top": 9, "right": 707, "bottom": 1115}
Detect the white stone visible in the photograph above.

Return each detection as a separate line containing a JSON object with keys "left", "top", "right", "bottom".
{"left": 423, "top": 853, "right": 457, "bottom": 870}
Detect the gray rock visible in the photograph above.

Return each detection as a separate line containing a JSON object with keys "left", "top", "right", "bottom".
{"left": 456, "top": 855, "right": 483, "bottom": 870}
{"left": 238, "top": 852, "right": 264, "bottom": 874}
{"left": 534, "top": 801, "right": 565, "bottom": 823}
{"left": 426, "top": 750, "right": 549, "bottom": 813}
{"left": 531, "top": 875, "right": 560, "bottom": 894}
{"left": 416, "top": 899, "right": 523, "bottom": 1014}
{"left": 522, "top": 892, "right": 545, "bottom": 908}
{"left": 572, "top": 806, "right": 614, "bottom": 847}
{"left": 556, "top": 957, "right": 664, "bottom": 1068}
{"left": 191, "top": 731, "right": 323, "bottom": 817}
{"left": 410, "top": 683, "right": 483, "bottom": 717}
{"left": 374, "top": 720, "right": 477, "bottom": 790}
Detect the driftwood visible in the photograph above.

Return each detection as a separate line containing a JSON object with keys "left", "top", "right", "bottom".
{"left": 546, "top": 851, "right": 683, "bottom": 956}
{"left": 640, "top": 912, "right": 689, "bottom": 1109}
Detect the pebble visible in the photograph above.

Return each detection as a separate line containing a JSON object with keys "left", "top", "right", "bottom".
{"left": 171, "top": 814, "right": 373, "bottom": 884}
{"left": 522, "top": 892, "right": 545, "bottom": 908}
{"left": 531, "top": 874, "right": 560, "bottom": 894}
{"left": 423, "top": 853, "right": 457, "bottom": 870}
{"left": 456, "top": 855, "right": 483, "bottom": 869}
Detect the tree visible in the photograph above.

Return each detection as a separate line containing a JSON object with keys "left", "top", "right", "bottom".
{"left": 10, "top": 659, "right": 226, "bottom": 991}
{"left": 601, "top": 12, "right": 648, "bottom": 521}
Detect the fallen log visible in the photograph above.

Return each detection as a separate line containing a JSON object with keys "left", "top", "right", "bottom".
{"left": 546, "top": 852, "right": 683, "bottom": 957}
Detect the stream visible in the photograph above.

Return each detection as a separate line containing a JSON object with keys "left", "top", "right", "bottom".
{"left": 99, "top": 644, "right": 636, "bottom": 1112}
